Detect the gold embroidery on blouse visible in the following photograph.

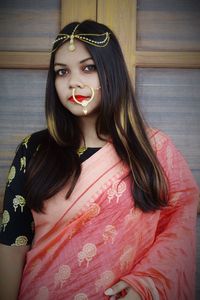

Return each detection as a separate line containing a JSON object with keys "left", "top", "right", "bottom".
{"left": 74, "top": 293, "right": 88, "bottom": 300}
{"left": 7, "top": 166, "right": 16, "bottom": 186}
{"left": 35, "top": 286, "right": 49, "bottom": 300}
{"left": 1, "top": 210, "right": 10, "bottom": 231}
{"left": 11, "top": 235, "right": 28, "bottom": 246}
{"left": 103, "top": 225, "right": 117, "bottom": 244}
{"left": 13, "top": 195, "right": 26, "bottom": 212}
{"left": 22, "top": 135, "right": 31, "bottom": 148}
{"left": 77, "top": 146, "right": 87, "bottom": 157}
{"left": 54, "top": 265, "right": 71, "bottom": 288}
{"left": 78, "top": 243, "right": 97, "bottom": 267}
{"left": 107, "top": 179, "right": 127, "bottom": 203}
{"left": 20, "top": 156, "right": 26, "bottom": 173}
{"left": 95, "top": 270, "right": 115, "bottom": 292}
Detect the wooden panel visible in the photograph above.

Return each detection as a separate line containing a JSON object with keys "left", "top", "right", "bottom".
{"left": 137, "top": 0, "right": 200, "bottom": 51}
{"left": 0, "top": 0, "right": 60, "bottom": 51}
{"left": 61, "top": 0, "right": 96, "bottom": 28}
{"left": 0, "top": 69, "right": 46, "bottom": 212}
{"left": 136, "top": 68, "right": 200, "bottom": 187}
{"left": 1, "top": 51, "right": 200, "bottom": 70}
{"left": 136, "top": 51, "right": 200, "bottom": 68}
{"left": 0, "top": 52, "right": 50, "bottom": 69}
{"left": 97, "top": 0, "right": 136, "bottom": 79}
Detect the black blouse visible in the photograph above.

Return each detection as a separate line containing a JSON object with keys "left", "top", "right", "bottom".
{"left": 0, "top": 130, "right": 100, "bottom": 246}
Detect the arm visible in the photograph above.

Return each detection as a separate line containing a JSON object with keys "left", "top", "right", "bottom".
{"left": 120, "top": 133, "right": 199, "bottom": 300}
{"left": 0, "top": 243, "right": 30, "bottom": 300}
{"left": 0, "top": 136, "right": 35, "bottom": 299}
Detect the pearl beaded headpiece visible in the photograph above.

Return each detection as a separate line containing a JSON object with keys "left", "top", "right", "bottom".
{"left": 52, "top": 24, "right": 110, "bottom": 52}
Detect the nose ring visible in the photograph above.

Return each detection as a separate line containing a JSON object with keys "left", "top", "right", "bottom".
{"left": 72, "top": 85, "right": 95, "bottom": 115}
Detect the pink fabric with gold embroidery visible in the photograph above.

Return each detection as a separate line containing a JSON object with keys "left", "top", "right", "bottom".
{"left": 18, "top": 130, "right": 199, "bottom": 300}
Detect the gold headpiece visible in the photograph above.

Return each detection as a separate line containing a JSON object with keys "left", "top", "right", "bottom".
{"left": 52, "top": 24, "right": 110, "bottom": 52}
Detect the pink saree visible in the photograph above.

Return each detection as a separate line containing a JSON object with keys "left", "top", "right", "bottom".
{"left": 18, "top": 130, "right": 199, "bottom": 300}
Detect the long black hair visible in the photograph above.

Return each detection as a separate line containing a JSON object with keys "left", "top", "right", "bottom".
{"left": 25, "top": 20, "right": 168, "bottom": 212}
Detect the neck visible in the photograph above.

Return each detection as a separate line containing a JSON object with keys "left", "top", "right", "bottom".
{"left": 78, "top": 115, "right": 107, "bottom": 148}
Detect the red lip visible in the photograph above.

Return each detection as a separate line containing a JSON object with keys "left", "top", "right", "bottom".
{"left": 68, "top": 95, "right": 88, "bottom": 103}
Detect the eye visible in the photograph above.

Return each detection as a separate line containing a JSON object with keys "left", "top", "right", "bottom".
{"left": 54, "top": 69, "right": 69, "bottom": 77}
{"left": 83, "top": 64, "right": 97, "bottom": 72}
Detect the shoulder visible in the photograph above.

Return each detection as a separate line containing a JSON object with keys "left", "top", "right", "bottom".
{"left": 147, "top": 128, "right": 193, "bottom": 181}
{"left": 11, "top": 129, "right": 50, "bottom": 169}
{"left": 147, "top": 127, "right": 184, "bottom": 172}
{"left": 17, "top": 129, "right": 49, "bottom": 156}
{"left": 20, "top": 129, "right": 49, "bottom": 148}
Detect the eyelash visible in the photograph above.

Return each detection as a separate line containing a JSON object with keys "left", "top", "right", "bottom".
{"left": 55, "top": 64, "right": 97, "bottom": 77}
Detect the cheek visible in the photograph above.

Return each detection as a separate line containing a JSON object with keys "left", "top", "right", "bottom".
{"left": 95, "top": 90, "right": 101, "bottom": 103}
{"left": 55, "top": 80, "right": 65, "bottom": 99}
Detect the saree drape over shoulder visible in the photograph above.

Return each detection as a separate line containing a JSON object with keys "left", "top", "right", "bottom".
{"left": 18, "top": 130, "right": 199, "bottom": 300}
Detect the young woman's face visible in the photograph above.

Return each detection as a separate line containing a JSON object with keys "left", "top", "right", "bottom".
{"left": 54, "top": 40, "right": 101, "bottom": 117}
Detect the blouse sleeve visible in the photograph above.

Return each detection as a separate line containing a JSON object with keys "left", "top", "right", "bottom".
{"left": 0, "top": 136, "right": 34, "bottom": 246}
{"left": 121, "top": 131, "right": 199, "bottom": 300}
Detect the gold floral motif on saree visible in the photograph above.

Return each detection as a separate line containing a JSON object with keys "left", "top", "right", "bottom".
{"left": 34, "top": 286, "right": 49, "bottom": 300}
{"left": 107, "top": 179, "right": 127, "bottom": 203}
{"left": 95, "top": 270, "right": 115, "bottom": 292}
{"left": 119, "top": 245, "right": 135, "bottom": 272}
{"left": 54, "top": 265, "right": 71, "bottom": 288}
{"left": 102, "top": 225, "right": 117, "bottom": 244}
{"left": 74, "top": 293, "right": 88, "bottom": 300}
{"left": 124, "top": 208, "right": 141, "bottom": 227}
{"left": 78, "top": 243, "right": 97, "bottom": 267}
{"left": 85, "top": 203, "right": 100, "bottom": 218}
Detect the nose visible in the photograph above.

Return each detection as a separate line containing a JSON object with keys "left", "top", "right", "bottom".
{"left": 68, "top": 72, "right": 84, "bottom": 89}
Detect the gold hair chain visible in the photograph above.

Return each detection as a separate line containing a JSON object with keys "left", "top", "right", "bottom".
{"left": 52, "top": 24, "right": 110, "bottom": 53}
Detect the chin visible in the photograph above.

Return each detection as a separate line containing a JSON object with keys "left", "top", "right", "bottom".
{"left": 66, "top": 105, "right": 100, "bottom": 117}
{"left": 66, "top": 107, "right": 88, "bottom": 117}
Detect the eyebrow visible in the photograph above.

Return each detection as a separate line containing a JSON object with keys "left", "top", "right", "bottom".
{"left": 54, "top": 57, "right": 93, "bottom": 67}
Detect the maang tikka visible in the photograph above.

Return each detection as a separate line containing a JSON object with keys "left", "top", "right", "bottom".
{"left": 52, "top": 23, "right": 110, "bottom": 52}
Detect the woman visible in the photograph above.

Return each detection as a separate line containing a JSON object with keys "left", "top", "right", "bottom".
{"left": 0, "top": 20, "right": 199, "bottom": 300}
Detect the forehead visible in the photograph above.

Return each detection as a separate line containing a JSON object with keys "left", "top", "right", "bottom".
{"left": 54, "top": 40, "right": 92, "bottom": 63}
